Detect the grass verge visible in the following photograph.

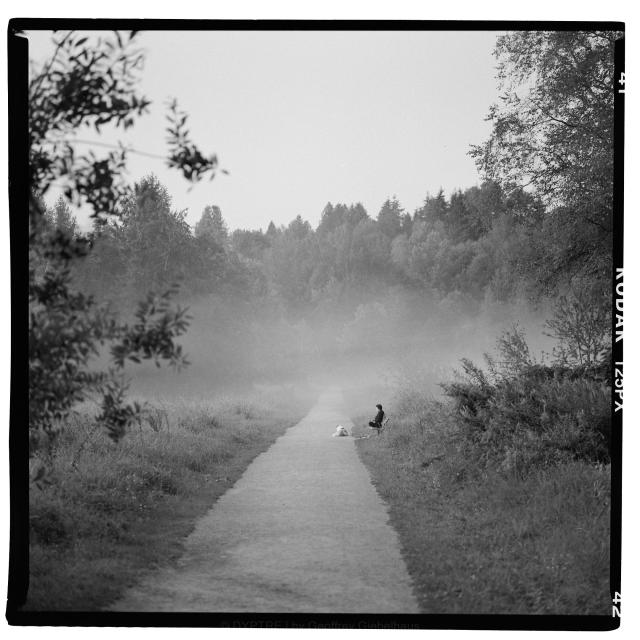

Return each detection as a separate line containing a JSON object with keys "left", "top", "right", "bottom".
{"left": 353, "top": 400, "right": 610, "bottom": 614}
{"left": 25, "top": 386, "right": 313, "bottom": 611}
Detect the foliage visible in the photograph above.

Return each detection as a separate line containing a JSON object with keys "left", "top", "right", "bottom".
{"left": 195, "top": 205, "right": 229, "bottom": 245}
{"left": 470, "top": 30, "right": 621, "bottom": 294}
{"left": 29, "top": 30, "right": 220, "bottom": 217}
{"left": 29, "top": 214, "right": 190, "bottom": 447}
{"left": 165, "top": 98, "right": 223, "bottom": 183}
{"left": 117, "top": 176, "right": 195, "bottom": 295}
{"left": 28, "top": 30, "right": 221, "bottom": 452}
{"left": 29, "top": 31, "right": 147, "bottom": 219}
{"left": 544, "top": 286, "right": 610, "bottom": 366}
{"left": 441, "top": 327, "right": 611, "bottom": 472}
{"left": 70, "top": 178, "right": 557, "bottom": 321}
{"left": 376, "top": 197, "right": 404, "bottom": 238}
{"left": 266, "top": 215, "right": 317, "bottom": 307}
{"left": 317, "top": 202, "right": 368, "bottom": 236}
{"left": 43, "top": 196, "right": 79, "bottom": 235}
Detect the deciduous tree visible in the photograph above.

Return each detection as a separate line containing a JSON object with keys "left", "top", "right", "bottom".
{"left": 28, "top": 30, "right": 220, "bottom": 449}
{"left": 471, "top": 30, "right": 621, "bottom": 293}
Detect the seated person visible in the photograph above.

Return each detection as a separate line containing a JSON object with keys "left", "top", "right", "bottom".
{"left": 368, "top": 404, "right": 385, "bottom": 432}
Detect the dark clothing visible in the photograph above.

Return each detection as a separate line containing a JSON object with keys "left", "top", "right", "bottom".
{"left": 369, "top": 409, "right": 385, "bottom": 429}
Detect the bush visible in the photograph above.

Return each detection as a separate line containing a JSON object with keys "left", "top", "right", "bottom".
{"left": 544, "top": 286, "right": 610, "bottom": 367}
{"left": 441, "top": 327, "right": 610, "bottom": 472}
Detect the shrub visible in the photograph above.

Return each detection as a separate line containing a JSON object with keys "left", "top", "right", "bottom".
{"left": 441, "top": 327, "right": 611, "bottom": 472}
{"left": 544, "top": 285, "right": 610, "bottom": 367}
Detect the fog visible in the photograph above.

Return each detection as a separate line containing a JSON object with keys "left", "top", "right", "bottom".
{"left": 60, "top": 179, "right": 563, "bottom": 417}
{"left": 127, "top": 286, "right": 556, "bottom": 416}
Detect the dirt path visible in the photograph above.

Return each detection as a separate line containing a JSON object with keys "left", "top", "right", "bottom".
{"left": 110, "top": 389, "right": 419, "bottom": 613}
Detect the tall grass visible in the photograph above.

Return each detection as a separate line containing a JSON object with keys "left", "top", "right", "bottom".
{"left": 27, "top": 387, "right": 312, "bottom": 611}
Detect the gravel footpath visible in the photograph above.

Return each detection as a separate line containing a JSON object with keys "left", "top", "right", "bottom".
{"left": 110, "top": 388, "right": 418, "bottom": 613}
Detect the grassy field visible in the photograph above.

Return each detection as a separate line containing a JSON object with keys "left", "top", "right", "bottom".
{"left": 26, "top": 386, "right": 313, "bottom": 611}
{"left": 353, "top": 396, "right": 611, "bottom": 614}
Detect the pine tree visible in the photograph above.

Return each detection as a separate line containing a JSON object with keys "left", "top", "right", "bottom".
{"left": 376, "top": 197, "right": 404, "bottom": 238}
{"left": 195, "top": 205, "right": 229, "bottom": 245}
{"left": 266, "top": 220, "right": 278, "bottom": 238}
{"left": 414, "top": 189, "right": 447, "bottom": 225}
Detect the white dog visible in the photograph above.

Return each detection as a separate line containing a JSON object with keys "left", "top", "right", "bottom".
{"left": 332, "top": 424, "right": 350, "bottom": 437}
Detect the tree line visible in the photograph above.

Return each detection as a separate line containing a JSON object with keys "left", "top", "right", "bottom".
{"left": 52, "top": 169, "right": 605, "bottom": 332}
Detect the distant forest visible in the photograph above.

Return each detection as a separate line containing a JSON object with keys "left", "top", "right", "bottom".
{"left": 33, "top": 162, "right": 610, "bottom": 392}
{"left": 44, "top": 173, "right": 605, "bottom": 317}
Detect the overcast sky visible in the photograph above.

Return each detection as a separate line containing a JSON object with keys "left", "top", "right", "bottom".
{"left": 28, "top": 29, "right": 503, "bottom": 232}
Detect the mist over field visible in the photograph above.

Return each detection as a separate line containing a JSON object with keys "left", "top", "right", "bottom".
{"left": 126, "top": 283, "right": 554, "bottom": 407}
{"left": 60, "top": 176, "right": 559, "bottom": 411}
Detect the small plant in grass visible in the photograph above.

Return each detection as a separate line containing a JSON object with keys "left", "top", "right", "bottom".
{"left": 141, "top": 405, "right": 170, "bottom": 433}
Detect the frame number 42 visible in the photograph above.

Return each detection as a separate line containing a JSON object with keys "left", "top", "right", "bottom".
{"left": 612, "top": 592, "right": 622, "bottom": 617}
